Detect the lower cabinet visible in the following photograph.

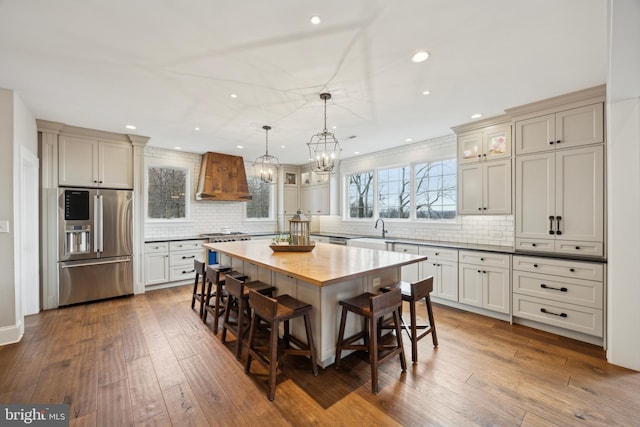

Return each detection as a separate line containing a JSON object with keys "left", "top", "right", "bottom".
{"left": 419, "top": 247, "right": 458, "bottom": 301}
{"left": 458, "top": 250, "right": 510, "bottom": 314}
{"left": 145, "top": 239, "right": 206, "bottom": 287}
{"left": 394, "top": 243, "right": 420, "bottom": 283}
{"left": 144, "top": 242, "right": 170, "bottom": 285}
{"left": 512, "top": 255, "right": 604, "bottom": 338}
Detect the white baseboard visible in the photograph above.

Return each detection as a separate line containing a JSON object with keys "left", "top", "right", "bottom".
{"left": 0, "top": 320, "right": 24, "bottom": 346}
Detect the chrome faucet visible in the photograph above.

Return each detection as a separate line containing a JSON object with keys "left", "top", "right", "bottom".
{"left": 374, "top": 219, "right": 388, "bottom": 238}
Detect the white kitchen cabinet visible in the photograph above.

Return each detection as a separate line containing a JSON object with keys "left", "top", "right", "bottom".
{"left": 458, "top": 251, "right": 510, "bottom": 314}
{"left": 283, "top": 186, "right": 299, "bottom": 215}
{"left": 144, "top": 242, "right": 170, "bottom": 286}
{"left": 458, "top": 159, "right": 511, "bottom": 215}
{"left": 59, "top": 135, "right": 133, "bottom": 188}
{"left": 512, "top": 255, "right": 604, "bottom": 338}
{"left": 457, "top": 123, "right": 512, "bottom": 165}
{"left": 144, "top": 239, "right": 206, "bottom": 286}
{"left": 300, "top": 184, "right": 329, "bottom": 215}
{"left": 515, "top": 145, "right": 604, "bottom": 256}
{"left": 514, "top": 103, "right": 604, "bottom": 155}
{"left": 419, "top": 247, "right": 458, "bottom": 301}
{"left": 393, "top": 243, "right": 420, "bottom": 283}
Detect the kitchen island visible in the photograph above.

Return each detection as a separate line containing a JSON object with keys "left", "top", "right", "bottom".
{"left": 203, "top": 240, "right": 427, "bottom": 367}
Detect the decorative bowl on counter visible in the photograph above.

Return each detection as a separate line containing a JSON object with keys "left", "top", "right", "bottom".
{"left": 269, "top": 243, "right": 316, "bottom": 252}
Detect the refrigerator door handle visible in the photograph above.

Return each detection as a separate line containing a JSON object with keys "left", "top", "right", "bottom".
{"left": 60, "top": 257, "right": 132, "bottom": 268}
{"left": 95, "top": 194, "right": 104, "bottom": 253}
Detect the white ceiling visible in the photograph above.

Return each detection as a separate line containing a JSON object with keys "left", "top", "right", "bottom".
{"left": 0, "top": 0, "right": 607, "bottom": 165}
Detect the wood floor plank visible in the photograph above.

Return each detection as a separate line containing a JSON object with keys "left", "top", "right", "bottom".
{"left": 126, "top": 356, "right": 172, "bottom": 426}
{"left": 70, "top": 411, "right": 97, "bottom": 427}
{"left": 97, "top": 379, "right": 134, "bottom": 427}
{"left": 65, "top": 340, "right": 99, "bottom": 420}
{"left": 161, "top": 381, "right": 209, "bottom": 427}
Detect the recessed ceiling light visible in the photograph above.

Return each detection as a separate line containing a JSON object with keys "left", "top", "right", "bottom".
{"left": 354, "top": 151, "right": 360, "bottom": 155}
{"left": 230, "top": 93, "right": 238, "bottom": 99}
{"left": 411, "top": 50, "right": 430, "bottom": 63}
{"left": 471, "top": 113, "right": 483, "bottom": 119}
{"left": 194, "top": 127, "right": 200, "bottom": 131}
{"left": 237, "top": 145, "right": 244, "bottom": 149}
{"left": 332, "top": 126, "right": 337, "bottom": 130}
{"left": 125, "top": 124, "right": 136, "bottom": 130}
{"left": 310, "top": 16, "right": 321, "bottom": 25}
{"left": 405, "top": 138, "right": 413, "bottom": 142}
{"left": 280, "top": 145, "right": 286, "bottom": 149}
{"left": 423, "top": 90, "right": 431, "bottom": 95}
{"left": 174, "top": 146, "right": 182, "bottom": 150}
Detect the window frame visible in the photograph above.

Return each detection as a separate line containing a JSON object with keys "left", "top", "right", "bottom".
{"left": 144, "top": 157, "right": 192, "bottom": 223}
{"left": 244, "top": 166, "right": 276, "bottom": 221}
{"left": 342, "top": 155, "right": 458, "bottom": 224}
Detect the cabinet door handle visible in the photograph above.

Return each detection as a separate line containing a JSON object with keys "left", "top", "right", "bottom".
{"left": 540, "top": 284, "right": 568, "bottom": 292}
{"left": 548, "top": 216, "right": 555, "bottom": 235}
{"left": 540, "top": 308, "right": 567, "bottom": 318}
{"left": 556, "top": 216, "right": 562, "bottom": 235}
{"left": 549, "top": 141, "right": 554, "bottom": 145}
{"left": 556, "top": 140, "right": 561, "bottom": 144}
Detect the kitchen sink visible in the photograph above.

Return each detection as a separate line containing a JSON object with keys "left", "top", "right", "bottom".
{"left": 347, "top": 238, "right": 389, "bottom": 250}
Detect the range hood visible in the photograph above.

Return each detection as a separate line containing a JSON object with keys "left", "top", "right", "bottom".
{"left": 195, "top": 152, "right": 252, "bottom": 201}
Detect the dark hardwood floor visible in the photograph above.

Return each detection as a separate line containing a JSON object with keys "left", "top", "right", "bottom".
{"left": 1, "top": 284, "right": 638, "bottom": 426}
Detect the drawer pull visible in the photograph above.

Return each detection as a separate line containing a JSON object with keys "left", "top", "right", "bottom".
{"left": 532, "top": 243, "right": 537, "bottom": 247}
{"left": 533, "top": 264, "right": 538, "bottom": 268}
{"left": 182, "top": 269, "right": 195, "bottom": 274}
{"left": 541, "top": 308, "right": 567, "bottom": 318}
{"left": 575, "top": 246, "right": 580, "bottom": 250}
{"left": 569, "top": 268, "right": 575, "bottom": 272}
{"left": 182, "top": 255, "right": 196, "bottom": 259}
{"left": 480, "top": 257, "right": 485, "bottom": 261}
{"left": 540, "top": 284, "right": 568, "bottom": 292}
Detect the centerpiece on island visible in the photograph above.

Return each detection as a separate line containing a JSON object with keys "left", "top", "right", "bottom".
{"left": 269, "top": 210, "right": 316, "bottom": 252}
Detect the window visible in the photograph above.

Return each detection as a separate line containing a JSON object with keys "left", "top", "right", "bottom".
{"left": 378, "top": 166, "right": 410, "bottom": 218}
{"left": 146, "top": 165, "right": 189, "bottom": 220}
{"left": 415, "top": 159, "right": 457, "bottom": 219}
{"left": 347, "top": 171, "right": 374, "bottom": 218}
{"left": 246, "top": 176, "right": 271, "bottom": 219}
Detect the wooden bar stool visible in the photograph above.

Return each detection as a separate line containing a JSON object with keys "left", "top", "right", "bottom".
{"left": 190, "top": 260, "right": 207, "bottom": 318}
{"left": 202, "top": 265, "right": 236, "bottom": 331}
{"left": 380, "top": 277, "right": 438, "bottom": 363}
{"left": 335, "top": 288, "right": 406, "bottom": 394}
{"left": 221, "top": 276, "right": 275, "bottom": 360}
{"left": 245, "top": 289, "right": 318, "bottom": 401}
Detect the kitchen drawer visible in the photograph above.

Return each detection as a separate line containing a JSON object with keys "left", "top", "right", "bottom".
{"left": 513, "top": 270, "right": 603, "bottom": 309}
{"left": 145, "top": 242, "right": 169, "bottom": 253}
{"left": 418, "top": 246, "right": 458, "bottom": 262}
{"left": 170, "top": 264, "right": 198, "bottom": 282}
{"left": 512, "top": 256, "right": 604, "bottom": 281}
{"left": 394, "top": 243, "right": 419, "bottom": 255}
{"left": 554, "top": 240, "right": 604, "bottom": 257}
{"left": 513, "top": 294, "right": 603, "bottom": 337}
{"left": 458, "top": 250, "right": 510, "bottom": 268}
{"left": 169, "top": 240, "right": 206, "bottom": 251}
{"left": 515, "top": 238, "right": 554, "bottom": 253}
{"left": 169, "top": 249, "right": 204, "bottom": 266}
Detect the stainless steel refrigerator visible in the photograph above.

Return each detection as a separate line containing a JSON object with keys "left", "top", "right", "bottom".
{"left": 58, "top": 188, "right": 133, "bottom": 306}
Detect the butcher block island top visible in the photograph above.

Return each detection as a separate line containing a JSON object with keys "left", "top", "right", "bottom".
{"left": 203, "top": 240, "right": 427, "bottom": 287}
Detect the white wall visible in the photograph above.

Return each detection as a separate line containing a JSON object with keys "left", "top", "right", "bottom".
{"left": 606, "top": 0, "right": 640, "bottom": 370}
{"left": 319, "top": 134, "right": 515, "bottom": 247}
{"left": 0, "top": 88, "right": 37, "bottom": 345}
{"left": 143, "top": 147, "right": 279, "bottom": 239}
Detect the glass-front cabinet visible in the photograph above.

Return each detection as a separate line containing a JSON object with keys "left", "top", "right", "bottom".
{"left": 458, "top": 123, "right": 511, "bottom": 165}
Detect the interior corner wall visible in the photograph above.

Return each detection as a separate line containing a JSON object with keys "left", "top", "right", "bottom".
{"left": 606, "top": 0, "right": 640, "bottom": 370}
{"left": 0, "top": 88, "right": 17, "bottom": 335}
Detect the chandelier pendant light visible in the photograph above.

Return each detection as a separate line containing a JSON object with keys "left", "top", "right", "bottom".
{"left": 253, "top": 125, "right": 280, "bottom": 184}
{"left": 307, "top": 92, "right": 342, "bottom": 174}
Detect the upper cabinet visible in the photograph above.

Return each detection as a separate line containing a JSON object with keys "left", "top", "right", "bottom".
{"left": 457, "top": 122, "right": 512, "bottom": 165}
{"left": 453, "top": 117, "right": 512, "bottom": 215}
{"left": 514, "top": 103, "right": 604, "bottom": 155}
{"left": 59, "top": 135, "right": 133, "bottom": 189}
